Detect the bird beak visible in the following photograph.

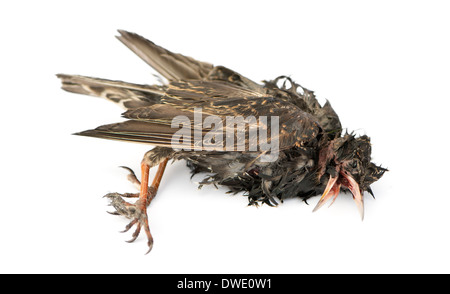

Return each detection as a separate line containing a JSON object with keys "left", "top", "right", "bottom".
{"left": 340, "top": 171, "right": 364, "bottom": 221}
{"left": 312, "top": 175, "right": 339, "bottom": 212}
{"left": 313, "top": 172, "right": 364, "bottom": 220}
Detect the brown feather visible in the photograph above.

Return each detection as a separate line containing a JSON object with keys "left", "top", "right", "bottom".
{"left": 56, "top": 74, "right": 165, "bottom": 109}
{"left": 116, "top": 30, "right": 214, "bottom": 81}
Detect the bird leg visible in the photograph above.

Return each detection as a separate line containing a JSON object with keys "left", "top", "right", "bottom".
{"left": 104, "top": 147, "right": 172, "bottom": 254}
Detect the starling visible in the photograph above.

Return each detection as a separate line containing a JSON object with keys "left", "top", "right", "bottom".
{"left": 57, "top": 30, "right": 386, "bottom": 254}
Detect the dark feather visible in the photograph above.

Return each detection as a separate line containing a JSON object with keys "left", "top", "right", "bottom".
{"left": 80, "top": 91, "right": 322, "bottom": 151}
{"left": 116, "top": 30, "right": 214, "bottom": 81}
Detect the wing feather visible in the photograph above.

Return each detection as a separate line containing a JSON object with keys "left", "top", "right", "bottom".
{"left": 78, "top": 96, "right": 322, "bottom": 151}
{"left": 116, "top": 30, "right": 214, "bottom": 81}
{"left": 69, "top": 32, "right": 323, "bottom": 151}
{"left": 56, "top": 74, "right": 165, "bottom": 109}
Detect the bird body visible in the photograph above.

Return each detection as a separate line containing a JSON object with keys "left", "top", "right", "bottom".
{"left": 58, "top": 30, "right": 386, "bottom": 253}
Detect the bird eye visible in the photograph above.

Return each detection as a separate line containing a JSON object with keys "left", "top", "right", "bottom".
{"left": 352, "top": 161, "right": 358, "bottom": 168}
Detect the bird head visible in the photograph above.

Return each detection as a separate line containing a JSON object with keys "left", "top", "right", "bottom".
{"left": 313, "top": 133, "right": 387, "bottom": 219}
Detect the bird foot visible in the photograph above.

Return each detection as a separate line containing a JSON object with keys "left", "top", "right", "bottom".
{"left": 102, "top": 158, "right": 168, "bottom": 254}
{"left": 104, "top": 192, "right": 154, "bottom": 254}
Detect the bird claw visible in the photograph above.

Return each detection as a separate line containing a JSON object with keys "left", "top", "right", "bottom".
{"left": 104, "top": 192, "right": 137, "bottom": 218}
{"left": 104, "top": 192, "right": 154, "bottom": 254}
{"left": 101, "top": 159, "right": 168, "bottom": 254}
{"left": 120, "top": 166, "right": 141, "bottom": 190}
{"left": 107, "top": 211, "right": 121, "bottom": 215}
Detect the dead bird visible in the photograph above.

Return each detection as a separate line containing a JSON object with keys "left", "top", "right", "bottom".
{"left": 57, "top": 30, "right": 387, "bottom": 254}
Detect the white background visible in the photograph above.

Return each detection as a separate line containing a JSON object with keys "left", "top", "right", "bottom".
{"left": 1, "top": 0, "right": 449, "bottom": 274}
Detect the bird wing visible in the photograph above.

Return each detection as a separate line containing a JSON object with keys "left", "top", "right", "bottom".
{"left": 116, "top": 30, "right": 266, "bottom": 93}
{"left": 56, "top": 74, "right": 166, "bottom": 109}
{"left": 116, "top": 30, "right": 214, "bottom": 81}
{"left": 58, "top": 31, "right": 267, "bottom": 110}
{"left": 77, "top": 81, "right": 322, "bottom": 151}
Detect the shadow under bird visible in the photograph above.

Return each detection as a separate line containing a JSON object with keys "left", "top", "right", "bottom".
{"left": 57, "top": 30, "right": 387, "bottom": 254}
